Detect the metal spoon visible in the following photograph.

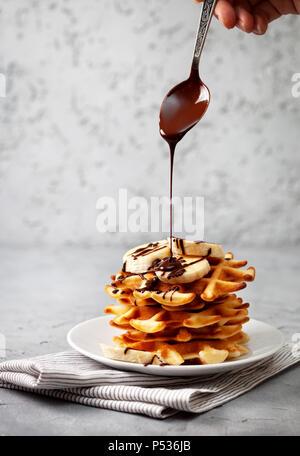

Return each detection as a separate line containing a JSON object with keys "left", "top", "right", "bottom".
{"left": 159, "top": 0, "right": 217, "bottom": 141}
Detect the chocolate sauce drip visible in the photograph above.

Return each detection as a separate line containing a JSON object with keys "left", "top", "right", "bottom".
{"left": 159, "top": 66, "right": 209, "bottom": 257}
{"left": 169, "top": 142, "right": 175, "bottom": 255}
{"left": 149, "top": 258, "right": 162, "bottom": 270}
{"left": 162, "top": 285, "right": 180, "bottom": 301}
{"left": 162, "top": 289, "right": 169, "bottom": 299}
{"left": 171, "top": 237, "right": 186, "bottom": 255}
{"left": 152, "top": 255, "right": 205, "bottom": 280}
{"left": 131, "top": 242, "right": 164, "bottom": 259}
{"left": 170, "top": 286, "right": 179, "bottom": 301}
{"left": 152, "top": 256, "right": 185, "bottom": 279}
{"left": 138, "top": 277, "right": 158, "bottom": 293}
{"left": 117, "top": 272, "right": 145, "bottom": 282}
{"left": 179, "top": 238, "right": 185, "bottom": 255}
{"left": 144, "top": 355, "right": 158, "bottom": 367}
{"left": 153, "top": 256, "right": 183, "bottom": 272}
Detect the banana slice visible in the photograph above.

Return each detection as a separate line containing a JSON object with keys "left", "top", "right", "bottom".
{"left": 100, "top": 344, "right": 162, "bottom": 365}
{"left": 169, "top": 238, "right": 224, "bottom": 258}
{"left": 123, "top": 240, "right": 170, "bottom": 273}
{"left": 199, "top": 347, "right": 229, "bottom": 364}
{"left": 155, "top": 255, "right": 210, "bottom": 284}
{"left": 133, "top": 282, "right": 196, "bottom": 305}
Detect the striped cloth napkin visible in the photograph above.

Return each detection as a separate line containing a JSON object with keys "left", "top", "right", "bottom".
{"left": 0, "top": 344, "right": 299, "bottom": 419}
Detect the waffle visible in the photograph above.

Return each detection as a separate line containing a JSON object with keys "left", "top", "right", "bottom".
{"left": 101, "top": 332, "right": 250, "bottom": 366}
{"left": 105, "top": 295, "right": 249, "bottom": 333}
{"left": 186, "top": 253, "right": 255, "bottom": 302}
{"left": 113, "top": 323, "right": 245, "bottom": 343}
{"left": 103, "top": 245, "right": 255, "bottom": 366}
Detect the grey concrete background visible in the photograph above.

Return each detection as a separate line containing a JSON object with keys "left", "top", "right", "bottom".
{"left": 0, "top": 0, "right": 300, "bottom": 248}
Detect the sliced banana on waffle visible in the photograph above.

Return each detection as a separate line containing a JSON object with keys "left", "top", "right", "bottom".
{"left": 199, "top": 347, "right": 229, "bottom": 364}
{"left": 155, "top": 255, "right": 210, "bottom": 284}
{"left": 169, "top": 238, "right": 224, "bottom": 258}
{"left": 122, "top": 240, "right": 170, "bottom": 273}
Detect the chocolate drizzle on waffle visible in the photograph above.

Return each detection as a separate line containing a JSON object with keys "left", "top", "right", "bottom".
{"left": 152, "top": 256, "right": 206, "bottom": 280}
{"left": 131, "top": 242, "right": 165, "bottom": 259}
{"left": 138, "top": 277, "right": 158, "bottom": 293}
{"left": 143, "top": 354, "right": 159, "bottom": 367}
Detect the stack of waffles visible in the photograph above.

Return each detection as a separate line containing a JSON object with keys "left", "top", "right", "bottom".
{"left": 101, "top": 239, "right": 255, "bottom": 366}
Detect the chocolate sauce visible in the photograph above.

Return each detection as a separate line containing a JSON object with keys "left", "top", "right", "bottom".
{"left": 152, "top": 255, "right": 204, "bottom": 281}
{"left": 206, "top": 248, "right": 212, "bottom": 257}
{"left": 159, "top": 66, "right": 210, "bottom": 258}
{"left": 178, "top": 238, "right": 185, "bottom": 255}
{"left": 171, "top": 237, "right": 185, "bottom": 255}
{"left": 152, "top": 255, "right": 186, "bottom": 280}
{"left": 117, "top": 271, "right": 144, "bottom": 282}
{"left": 131, "top": 242, "right": 162, "bottom": 259}
{"left": 170, "top": 286, "right": 179, "bottom": 301}
{"left": 153, "top": 256, "right": 183, "bottom": 272}
{"left": 144, "top": 355, "right": 158, "bottom": 367}
{"left": 138, "top": 277, "right": 158, "bottom": 293}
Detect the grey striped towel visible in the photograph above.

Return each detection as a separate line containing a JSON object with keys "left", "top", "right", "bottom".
{"left": 0, "top": 344, "right": 299, "bottom": 419}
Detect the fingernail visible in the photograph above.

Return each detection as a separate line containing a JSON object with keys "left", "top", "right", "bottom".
{"left": 253, "top": 26, "right": 263, "bottom": 35}
{"left": 254, "top": 16, "right": 264, "bottom": 35}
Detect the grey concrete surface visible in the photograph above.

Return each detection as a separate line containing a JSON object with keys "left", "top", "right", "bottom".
{"left": 0, "top": 1, "right": 300, "bottom": 247}
{"left": 0, "top": 245, "right": 299, "bottom": 436}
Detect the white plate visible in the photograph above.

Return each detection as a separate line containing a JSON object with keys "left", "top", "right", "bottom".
{"left": 67, "top": 316, "right": 284, "bottom": 377}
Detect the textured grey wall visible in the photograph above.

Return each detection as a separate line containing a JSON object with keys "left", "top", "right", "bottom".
{"left": 0, "top": 0, "right": 299, "bottom": 248}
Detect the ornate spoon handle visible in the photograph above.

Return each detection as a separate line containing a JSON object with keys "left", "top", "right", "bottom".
{"left": 192, "top": 0, "right": 217, "bottom": 69}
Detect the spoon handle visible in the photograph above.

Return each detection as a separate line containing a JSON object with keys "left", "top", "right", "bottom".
{"left": 192, "top": 0, "right": 217, "bottom": 69}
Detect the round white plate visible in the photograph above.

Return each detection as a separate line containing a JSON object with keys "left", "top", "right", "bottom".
{"left": 67, "top": 316, "right": 284, "bottom": 377}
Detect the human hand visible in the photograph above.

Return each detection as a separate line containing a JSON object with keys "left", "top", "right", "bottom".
{"left": 194, "top": 0, "right": 300, "bottom": 34}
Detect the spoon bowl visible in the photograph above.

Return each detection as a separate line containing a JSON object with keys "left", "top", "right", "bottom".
{"left": 159, "top": 67, "right": 210, "bottom": 142}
